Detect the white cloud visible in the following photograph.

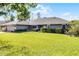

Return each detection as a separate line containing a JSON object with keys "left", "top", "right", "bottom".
{"left": 36, "top": 5, "right": 45, "bottom": 10}
{"left": 60, "top": 12, "right": 72, "bottom": 21}
{"left": 61, "top": 12, "right": 79, "bottom": 21}
{"left": 34, "top": 5, "right": 50, "bottom": 14}
{"left": 72, "top": 16, "right": 79, "bottom": 20}
{"left": 62, "top": 12, "right": 71, "bottom": 16}
{"left": 35, "top": 9, "right": 48, "bottom": 15}
{"left": 30, "top": 4, "right": 52, "bottom": 19}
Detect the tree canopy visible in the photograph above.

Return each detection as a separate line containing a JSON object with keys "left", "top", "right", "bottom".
{"left": 66, "top": 20, "right": 79, "bottom": 36}
{"left": 68, "top": 20, "right": 79, "bottom": 25}
{"left": 0, "top": 3, "right": 37, "bottom": 21}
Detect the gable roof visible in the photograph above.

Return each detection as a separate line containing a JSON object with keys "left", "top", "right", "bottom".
{"left": 0, "top": 21, "right": 29, "bottom": 26}
{"left": 0, "top": 21, "right": 5, "bottom": 25}
{"left": 0, "top": 17, "right": 68, "bottom": 26}
{"left": 30, "top": 17, "right": 68, "bottom": 25}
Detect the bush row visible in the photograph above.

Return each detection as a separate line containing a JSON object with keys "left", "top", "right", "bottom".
{"left": 65, "top": 25, "right": 79, "bottom": 37}
{"left": 40, "top": 27, "right": 62, "bottom": 33}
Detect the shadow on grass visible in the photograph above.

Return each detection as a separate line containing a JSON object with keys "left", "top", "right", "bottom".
{"left": 0, "top": 40, "right": 31, "bottom": 56}
{"left": 11, "top": 30, "right": 29, "bottom": 33}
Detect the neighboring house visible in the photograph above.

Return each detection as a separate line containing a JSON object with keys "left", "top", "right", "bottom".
{"left": 0, "top": 17, "right": 68, "bottom": 32}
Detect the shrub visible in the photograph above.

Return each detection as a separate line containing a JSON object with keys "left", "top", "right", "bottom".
{"left": 47, "top": 28, "right": 52, "bottom": 33}
{"left": 50, "top": 28, "right": 56, "bottom": 33}
{"left": 40, "top": 27, "right": 55, "bottom": 33}
{"left": 55, "top": 28, "right": 62, "bottom": 33}
{"left": 65, "top": 20, "right": 79, "bottom": 36}
{"left": 40, "top": 27, "right": 63, "bottom": 33}
{"left": 40, "top": 27, "right": 47, "bottom": 33}
{"left": 45, "top": 28, "right": 56, "bottom": 33}
{"left": 65, "top": 25, "right": 79, "bottom": 36}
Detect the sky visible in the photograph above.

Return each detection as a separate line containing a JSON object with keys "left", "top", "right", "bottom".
{"left": 0, "top": 3, "right": 79, "bottom": 21}
{"left": 30, "top": 3, "right": 79, "bottom": 21}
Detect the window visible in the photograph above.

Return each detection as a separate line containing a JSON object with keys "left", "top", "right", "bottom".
{"left": 33, "top": 26, "right": 37, "bottom": 28}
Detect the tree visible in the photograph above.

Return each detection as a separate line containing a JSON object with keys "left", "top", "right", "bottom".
{"left": 0, "top": 3, "right": 37, "bottom": 21}
{"left": 10, "top": 14, "right": 15, "bottom": 21}
{"left": 66, "top": 20, "right": 79, "bottom": 36}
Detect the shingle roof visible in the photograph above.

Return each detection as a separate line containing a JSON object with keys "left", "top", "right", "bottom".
{"left": 0, "top": 21, "right": 7, "bottom": 24}
{"left": 0, "top": 17, "right": 68, "bottom": 26}
{"left": 0, "top": 21, "right": 29, "bottom": 26}
{"left": 30, "top": 17, "right": 68, "bottom": 25}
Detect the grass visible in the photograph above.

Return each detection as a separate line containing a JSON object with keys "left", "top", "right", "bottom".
{"left": 0, "top": 32, "right": 79, "bottom": 56}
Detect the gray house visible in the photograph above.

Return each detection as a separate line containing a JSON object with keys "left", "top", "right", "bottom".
{"left": 0, "top": 21, "right": 29, "bottom": 32}
{"left": 0, "top": 21, "right": 11, "bottom": 31}
{"left": 0, "top": 17, "right": 68, "bottom": 32}
{"left": 30, "top": 17, "right": 68, "bottom": 30}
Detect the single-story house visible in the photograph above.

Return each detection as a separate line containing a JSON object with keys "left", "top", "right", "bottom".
{"left": 0, "top": 17, "right": 68, "bottom": 32}
{"left": 0, "top": 20, "right": 11, "bottom": 31}
{"left": 0, "top": 21, "right": 30, "bottom": 32}
{"left": 30, "top": 17, "right": 68, "bottom": 30}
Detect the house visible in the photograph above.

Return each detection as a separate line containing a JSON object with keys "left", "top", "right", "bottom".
{"left": 0, "top": 20, "right": 11, "bottom": 31}
{"left": 0, "top": 17, "right": 68, "bottom": 32}
{"left": 30, "top": 17, "right": 68, "bottom": 31}
{"left": 0, "top": 21, "right": 30, "bottom": 32}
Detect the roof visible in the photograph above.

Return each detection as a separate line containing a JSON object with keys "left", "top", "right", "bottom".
{"left": 0, "top": 17, "right": 68, "bottom": 26}
{"left": 30, "top": 17, "right": 68, "bottom": 25}
{"left": 0, "top": 21, "right": 8, "bottom": 24}
{"left": 0, "top": 21, "right": 29, "bottom": 26}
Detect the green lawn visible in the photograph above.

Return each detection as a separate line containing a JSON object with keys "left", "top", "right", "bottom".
{"left": 0, "top": 32, "right": 79, "bottom": 56}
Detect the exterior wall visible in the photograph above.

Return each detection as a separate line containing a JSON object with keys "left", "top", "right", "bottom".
{"left": 1, "top": 25, "right": 29, "bottom": 32}
{"left": 7, "top": 26, "right": 15, "bottom": 31}
{"left": 31, "top": 25, "right": 39, "bottom": 31}
{"left": 1, "top": 24, "right": 66, "bottom": 32}
{"left": 16, "top": 25, "right": 28, "bottom": 31}
{"left": 31, "top": 24, "right": 64, "bottom": 30}
{"left": 49, "top": 24, "right": 63, "bottom": 29}
{"left": 1, "top": 25, "right": 16, "bottom": 32}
